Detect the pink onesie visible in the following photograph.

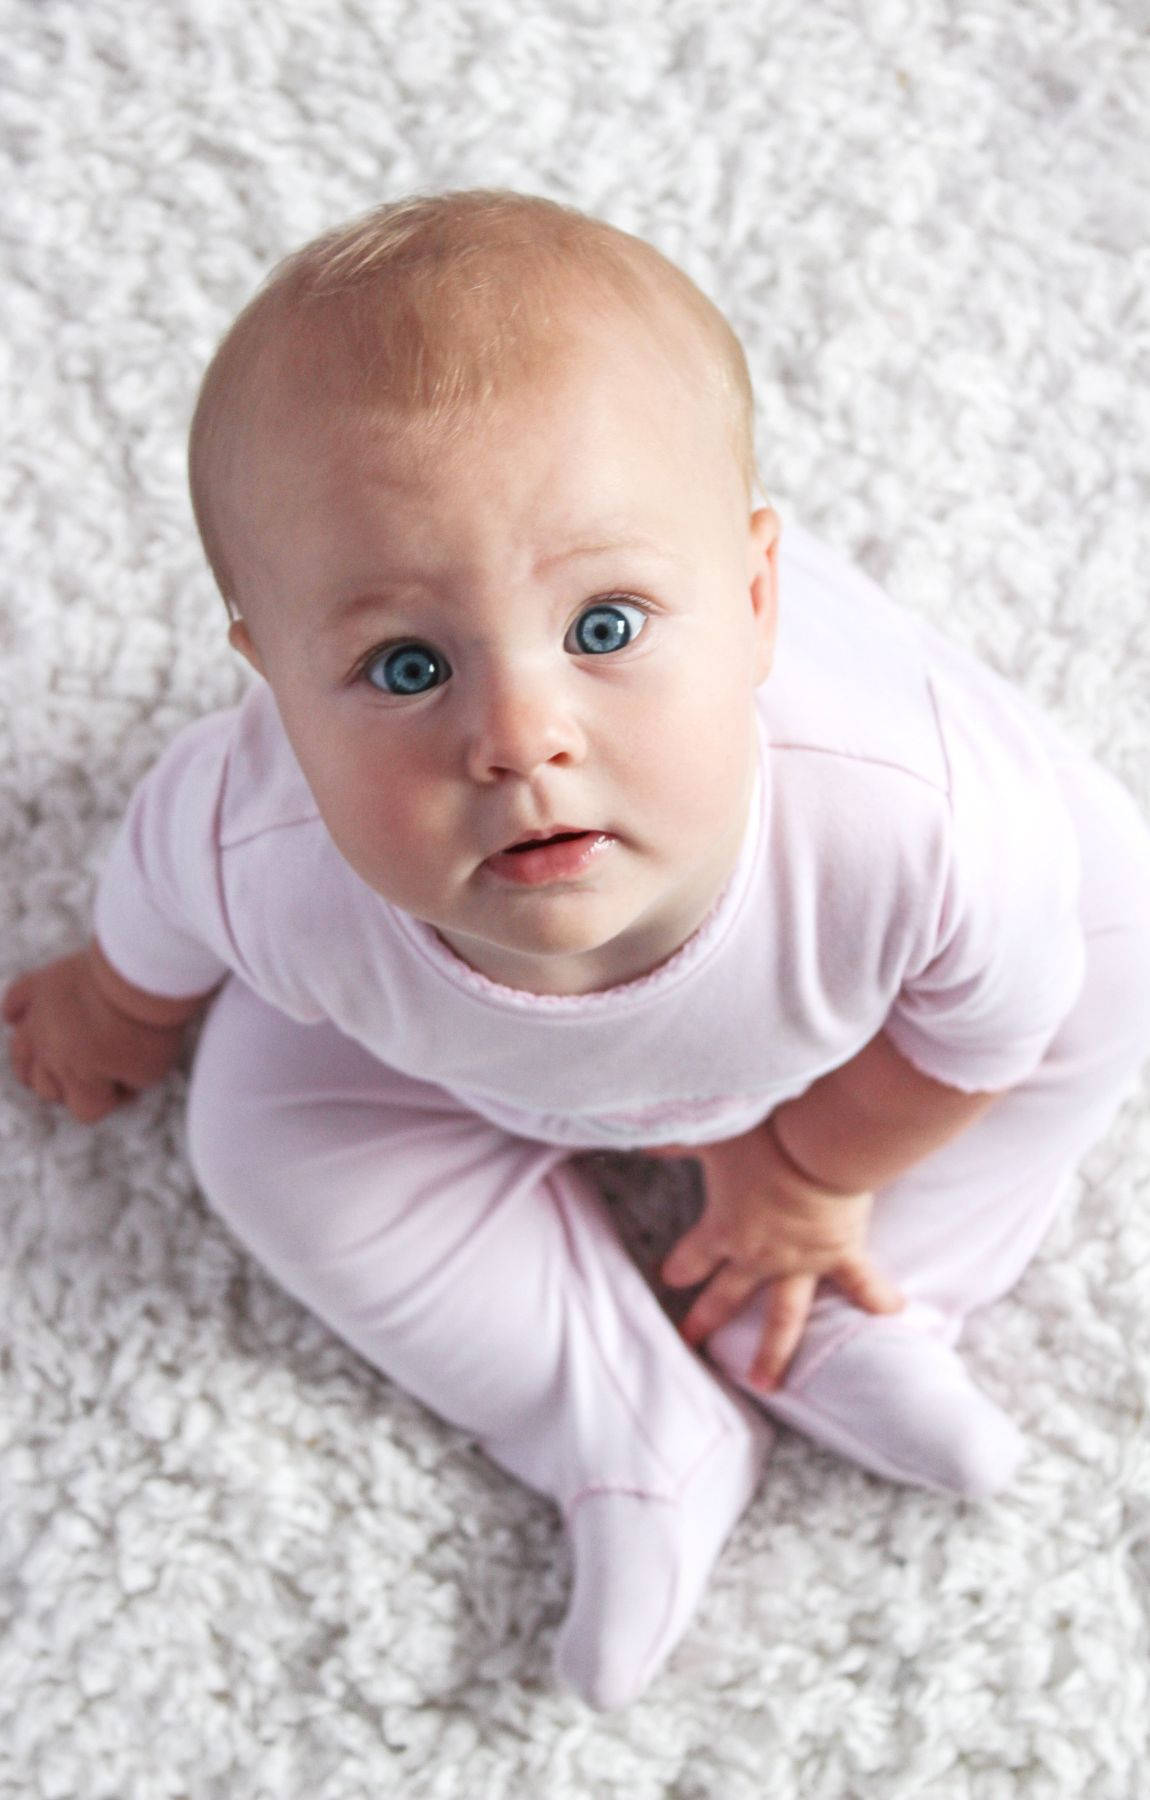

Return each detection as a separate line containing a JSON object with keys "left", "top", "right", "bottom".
{"left": 96, "top": 525, "right": 1091, "bottom": 1127}
{"left": 93, "top": 525, "right": 1150, "bottom": 1708}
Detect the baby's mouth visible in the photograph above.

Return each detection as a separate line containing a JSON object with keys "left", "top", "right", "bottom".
{"left": 502, "top": 830, "right": 591, "bottom": 855}
{"left": 483, "top": 828, "right": 616, "bottom": 885}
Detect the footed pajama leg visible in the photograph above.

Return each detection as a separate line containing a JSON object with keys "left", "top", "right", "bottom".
{"left": 185, "top": 977, "right": 772, "bottom": 1708}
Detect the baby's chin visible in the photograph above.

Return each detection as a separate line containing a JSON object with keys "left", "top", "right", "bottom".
{"left": 435, "top": 919, "right": 639, "bottom": 996}
{"left": 434, "top": 885, "right": 723, "bottom": 996}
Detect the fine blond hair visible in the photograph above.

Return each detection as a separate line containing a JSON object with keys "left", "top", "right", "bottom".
{"left": 187, "top": 189, "right": 759, "bottom": 611}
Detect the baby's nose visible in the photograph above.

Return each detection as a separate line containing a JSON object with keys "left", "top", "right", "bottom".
{"left": 464, "top": 665, "right": 585, "bottom": 781}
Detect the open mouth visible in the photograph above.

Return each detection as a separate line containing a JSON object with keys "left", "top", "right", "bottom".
{"left": 484, "top": 829, "right": 615, "bottom": 886}
{"left": 503, "top": 831, "right": 590, "bottom": 855}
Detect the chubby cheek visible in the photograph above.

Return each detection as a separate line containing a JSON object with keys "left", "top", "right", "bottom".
{"left": 290, "top": 726, "right": 455, "bottom": 902}
{"left": 621, "top": 664, "right": 756, "bottom": 833}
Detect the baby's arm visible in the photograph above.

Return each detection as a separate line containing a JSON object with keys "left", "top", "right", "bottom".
{"left": 652, "top": 1030, "right": 1002, "bottom": 1390}
{"left": 3, "top": 940, "right": 217, "bottom": 1124}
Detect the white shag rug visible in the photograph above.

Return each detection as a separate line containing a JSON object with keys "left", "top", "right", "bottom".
{"left": 3, "top": 3, "right": 1149, "bottom": 1795}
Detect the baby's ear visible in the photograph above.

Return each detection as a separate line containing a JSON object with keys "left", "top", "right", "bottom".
{"left": 749, "top": 505, "right": 781, "bottom": 563}
{"left": 748, "top": 507, "right": 780, "bottom": 682}
{"left": 228, "top": 617, "right": 267, "bottom": 678}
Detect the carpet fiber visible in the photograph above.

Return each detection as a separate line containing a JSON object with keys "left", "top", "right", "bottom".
{"left": 2, "top": 2, "right": 1149, "bottom": 1794}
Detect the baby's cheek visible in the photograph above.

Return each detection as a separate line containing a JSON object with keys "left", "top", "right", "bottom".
{"left": 346, "top": 781, "right": 434, "bottom": 864}
{"left": 303, "top": 752, "right": 429, "bottom": 885}
{"left": 676, "top": 712, "right": 757, "bottom": 838}
{"left": 642, "top": 683, "right": 751, "bottom": 795}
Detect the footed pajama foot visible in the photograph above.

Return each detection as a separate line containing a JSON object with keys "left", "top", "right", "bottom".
{"left": 712, "top": 1313, "right": 1025, "bottom": 1500}
{"left": 553, "top": 1397, "right": 774, "bottom": 1709}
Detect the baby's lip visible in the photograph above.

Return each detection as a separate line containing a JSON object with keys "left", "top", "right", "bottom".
{"left": 494, "top": 824, "right": 596, "bottom": 856}
{"left": 482, "top": 828, "right": 617, "bottom": 886}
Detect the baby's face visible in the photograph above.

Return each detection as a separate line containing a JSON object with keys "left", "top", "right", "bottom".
{"left": 225, "top": 319, "right": 778, "bottom": 994}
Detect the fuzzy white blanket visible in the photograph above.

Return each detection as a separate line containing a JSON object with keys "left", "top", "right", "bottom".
{"left": 3, "top": 3, "right": 1149, "bottom": 1794}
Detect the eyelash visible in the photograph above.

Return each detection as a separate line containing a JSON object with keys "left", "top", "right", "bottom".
{"left": 355, "top": 595, "right": 655, "bottom": 698}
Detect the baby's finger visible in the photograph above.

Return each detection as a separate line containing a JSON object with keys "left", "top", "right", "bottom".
{"left": 748, "top": 1274, "right": 819, "bottom": 1391}
{"left": 661, "top": 1226, "right": 723, "bottom": 1290}
{"left": 7, "top": 1033, "right": 33, "bottom": 1088}
{"left": 831, "top": 1258, "right": 905, "bottom": 1316}
{"left": 65, "top": 1076, "right": 132, "bottom": 1125}
{"left": 29, "top": 1061, "right": 64, "bottom": 1106}
{"left": 678, "top": 1262, "right": 765, "bottom": 1349}
{"left": 2, "top": 976, "right": 31, "bottom": 1025}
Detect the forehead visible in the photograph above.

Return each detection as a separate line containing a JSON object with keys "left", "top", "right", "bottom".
{"left": 220, "top": 315, "right": 743, "bottom": 613}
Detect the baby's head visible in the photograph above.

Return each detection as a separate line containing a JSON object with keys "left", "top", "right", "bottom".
{"left": 189, "top": 190, "right": 761, "bottom": 608}
{"left": 188, "top": 190, "right": 781, "bottom": 995}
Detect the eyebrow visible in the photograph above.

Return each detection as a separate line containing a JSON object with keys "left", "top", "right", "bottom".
{"left": 324, "top": 587, "right": 427, "bottom": 632}
{"left": 537, "top": 533, "right": 681, "bottom": 571}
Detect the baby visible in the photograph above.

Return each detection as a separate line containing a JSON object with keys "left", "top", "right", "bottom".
{"left": 7, "top": 190, "right": 1150, "bottom": 1711}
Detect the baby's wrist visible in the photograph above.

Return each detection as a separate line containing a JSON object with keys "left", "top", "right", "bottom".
{"left": 85, "top": 939, "right": 214, "bottom": 1030}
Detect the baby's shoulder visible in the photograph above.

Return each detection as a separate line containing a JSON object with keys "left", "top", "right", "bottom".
{"left": 763, "top": 525, "right": 950, "bottom": 793}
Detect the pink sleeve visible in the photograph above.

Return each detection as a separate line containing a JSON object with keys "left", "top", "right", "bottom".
{"left": 92, "top": 710, "right": 242, "bottom": 1000}
{"left": 884, "top": 671, "right": 1086, "bottom": 1094}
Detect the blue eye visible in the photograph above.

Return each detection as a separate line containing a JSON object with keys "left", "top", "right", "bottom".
{"left": 365, "top": 643, "right": 450, "bottom": 696}
{"left": 570, "top": 600, "right": 648, "bottom": 656}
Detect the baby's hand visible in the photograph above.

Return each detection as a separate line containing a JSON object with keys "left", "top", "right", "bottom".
{"left": 3, "top": 944, "right": 208, "bottom": 1124}
{"left": 647, "top": 1119, "right": 904, "bottom": 1392}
